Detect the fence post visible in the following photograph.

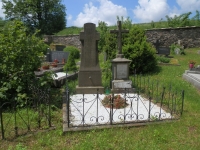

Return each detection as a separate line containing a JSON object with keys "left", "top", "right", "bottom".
{"left": 159, "top": 87, "right": 165, "bottom": 120}
{"left": 66, "top": 87, "right": 70, "bottom": 128}
{"left": 96, "top": 89, "right": 99, "bottom": 123}
{"left": 148, "top": 91, "right": 151, "bottom": 121}
{"left": 181, "top": 90, "right": 184, "bottom": 116}
{"left": 0, "top": 104, "right": 5, "bottom": 140}
{"left": 110, "top": 92, "right": 114, "bottom": 125}
{"left": 48, "top": 89, "right": 51, "bottom": 127}
{"left": 14, "top": 100, "right": 18, "bottom": 137}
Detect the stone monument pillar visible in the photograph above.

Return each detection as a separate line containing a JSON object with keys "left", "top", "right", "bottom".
{"left": 110, "top": 21, "right": 133, "bottom": 93}
{"left": 76, "top": 23, "right": 104, "bottom": 94}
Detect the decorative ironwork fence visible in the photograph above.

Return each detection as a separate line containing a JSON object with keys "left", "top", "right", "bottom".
{"left": 0, "top": 82, "right": 52, "bottom": 140}
{"left": 64, "top": 75, "right": 184, "bottom": 130}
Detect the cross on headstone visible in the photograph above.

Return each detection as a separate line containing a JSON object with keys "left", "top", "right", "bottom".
{"left": 76, "top": 23, "right": 104, "bottom": 94}
{"left": 80, "top": 23, "right": 100, "bottom": 69}
{"left": 110, "top": 21, "right": 129, "bottom": 57}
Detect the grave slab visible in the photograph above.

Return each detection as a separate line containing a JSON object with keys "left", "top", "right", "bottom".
{"left": 183, "top": 70, "right": 200, "bottom": 90}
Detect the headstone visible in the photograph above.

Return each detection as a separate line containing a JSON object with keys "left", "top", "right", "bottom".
{"left": 175, "top": 48, "right": 180, "bottom": 55}
{"left": 157, "top": 47, "right": 170, "bottom": 56}
{"left": 154, "top": 39, "right": 170, "bottom": 56}
{"left": 110, "top": 21, "right": 133, "bottom": 92}
{"left": 76, "top": 23, "right": 104, "bottom": 94}
{"left": 46, "top": 51, "right": 69, "bottom": 63}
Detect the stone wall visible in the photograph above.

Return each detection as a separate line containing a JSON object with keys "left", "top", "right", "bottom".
{"left": 44, "top": 34, "right": 81, "bottom": 49}
{"left": 145, "top": 26, "right": 200, "bottom": 48}
{"left": 44, "top": 27, "right": 200, "bottom": 49}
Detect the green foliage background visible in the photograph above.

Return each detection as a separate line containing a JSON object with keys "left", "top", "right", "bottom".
{"left": 2, "top": 0, "right": 66, "bottom": 35}
{"left": 0, "top": 21, "right": 47, "bottom": 102}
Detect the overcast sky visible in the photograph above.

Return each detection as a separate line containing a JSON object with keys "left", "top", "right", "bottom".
{"left": 1, "top": 0, "right": 200, "bottom": 27}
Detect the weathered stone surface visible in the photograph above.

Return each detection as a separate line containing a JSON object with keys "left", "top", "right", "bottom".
{"left": 112, "top": 80, "right": 132, "bottom": 88}
{"left": 44, "top": 35, "right": 81, "bottom": 49}
{"left": 76, "top": 23, "right": 104, "bottom": 94}
{"left": 146, "top": 27, "right": 200, "bottom": 48}
{"left": 44, "top": 27, "right": 200, "bottom": 50}
{"left": 110, "top": 21, "right": 129, "bottom": 57}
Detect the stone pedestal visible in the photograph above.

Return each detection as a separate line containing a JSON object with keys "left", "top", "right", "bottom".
{"left": 111, "top": 56, "right": 132, "bottom": 93}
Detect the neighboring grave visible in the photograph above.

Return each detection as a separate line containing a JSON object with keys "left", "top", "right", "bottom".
{"left": 76, "top": 23, "right": 104, "bottom": 94}
{"left": 110, "top": 21, "right": 133, "bottom": 93}
{"left": 183, "top": 64, "right": 200, "bottom": 90}
{"left": 154, "top": 39, "right": 170, "bottom": 56}
{"left": 183, "top": 68, "right": 200, "bottom": 90}
{"left": 46, "top": 51, "right": 69, "bottom": 63}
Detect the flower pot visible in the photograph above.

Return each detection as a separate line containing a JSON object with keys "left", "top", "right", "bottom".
{"left": 189, "top": 63, "right": 194, "bottom": 69}
{"left": 51, "top": 64, "right": 57, "bottom": 67}
{"left": 42, "top": 65, "right": 50, "bottom": 70}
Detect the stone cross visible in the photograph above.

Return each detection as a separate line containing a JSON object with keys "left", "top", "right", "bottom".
{"left": 80, "top": 23, "right": 100, "bottom": 69}
{"left": 110, "top": 21, "right": 129, "bottom": 57}
{"left": 76, "top": 23, "right": 104, "bottom": 94}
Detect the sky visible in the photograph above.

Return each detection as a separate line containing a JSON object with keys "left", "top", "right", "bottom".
{"left": 0, "top": 0, "right": 200, "bottom": 27}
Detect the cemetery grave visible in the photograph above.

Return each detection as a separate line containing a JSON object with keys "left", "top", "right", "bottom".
{"left": 63, "top": 22, "right": 184, "bottom": 132}
{"left": 154, "top": 39, "right": 170, "bottom": 56}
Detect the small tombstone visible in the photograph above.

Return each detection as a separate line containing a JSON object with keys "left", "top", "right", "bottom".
{"left": 174, "top": 48, "right": 180, "bottom": 55}
{"left": 178, "top": 40, "right": 181, "bottom": 45}
{"left": 46, "top": 51, "right": 69, "bottom": 63}
{"left": 76, "top": 23, "right": 104, "bottom": 94}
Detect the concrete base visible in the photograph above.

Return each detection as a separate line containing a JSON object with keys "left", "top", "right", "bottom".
{"left": 76, "top": 86, "right": 104, "bottom": 94}
{"left": 183, "top": 70, "right": 200, "bottom": 90}
{"left": 112, "top": 80, "right": 135, "bottom": 93}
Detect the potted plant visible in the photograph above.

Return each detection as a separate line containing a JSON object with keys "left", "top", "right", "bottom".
{"left": 42, "top": 62, "right": 50, "bottom": 70}
{"left": 51, "top": 62, "right": 57, "bottom": 67}
{"left": 189, "top": 60, "right": 196, "bottom": 69}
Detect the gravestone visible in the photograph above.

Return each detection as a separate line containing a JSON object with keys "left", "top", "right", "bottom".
{"left": 110, "top": 21, "right": 133, "bottom": 92}
{"left": 76, "top": 23, "right": 104, "bottom": 94}
{"left": 154, "top": 39, "right": 170, "bottom": 56}
{"left": 46, "top": 51, "right": 69, "bottom": 63}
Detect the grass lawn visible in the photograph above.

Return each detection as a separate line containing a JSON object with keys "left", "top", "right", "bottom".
{"left": 1, "top": 48, "right": 200, "bottom": 150}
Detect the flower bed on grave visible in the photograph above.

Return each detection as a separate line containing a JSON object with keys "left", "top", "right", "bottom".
{"left": 102, "top": 94, "right": 128, "bottom": 109}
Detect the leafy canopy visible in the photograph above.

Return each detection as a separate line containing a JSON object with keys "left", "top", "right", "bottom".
{"left": 102, "top": 18, "right": 157, "bottom": 74}
{"left": 0, "top": 20, "right": 46, "bottom": 101}
{"left": 2, "top": 0, "right": 66, "bottom": 35}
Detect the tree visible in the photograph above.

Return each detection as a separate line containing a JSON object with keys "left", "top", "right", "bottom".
{"left": 0, "top": 20, "right": 46, "bottom": 102}
{"left": 98, "top": 21, "right": 108, "bottom": 52}
{"left": 2, "top": 0, "right": 66, "bottom": 35}
{"left": 103, "top": 24, "right": 157, "bottom": 73}
{"left": 123, "top": 26, "right": 157, "bottom": 73}
{"left": 192, "top": 10, "right": 200, "bottom": 26}
{"left": 165, "top": 12, "right": 192, "bottom": 27}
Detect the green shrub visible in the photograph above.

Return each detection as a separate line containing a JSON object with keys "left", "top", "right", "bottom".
{"left": 64, "top": 52, "right": 77, "bottom": 72}
{"left": 123, "top": 26, "right": 157, "bottom": 73}
{"left": 64, "top": 46, "right": 80, "bottom": 59}
{"left": 0, "top": 20, "right": 46, "bottom": 103}
{"left": 170, "top": 43, "right": 185, "bottom": 55}
{"left": 157, "top": 56, "right": 170, "bottom": 63}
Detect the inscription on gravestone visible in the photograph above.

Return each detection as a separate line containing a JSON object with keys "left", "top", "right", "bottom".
{"left": 76, "top": 23, "right": 104, "bottom": 94}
